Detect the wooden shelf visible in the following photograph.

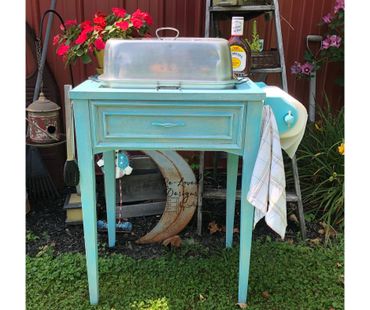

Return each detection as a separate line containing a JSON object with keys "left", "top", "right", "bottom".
{"left": 210, "top": 5, "right": 274, "bottom": 13}
{"left": 251, "top": 67, "right": 283, "bottom": 74}
{"left": 203, "top": 187, "right": 298, "bottom": 202}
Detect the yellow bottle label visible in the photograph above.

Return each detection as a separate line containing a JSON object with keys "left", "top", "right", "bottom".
{"left": 230, "top": 45, "right": 246, "bottom": 72}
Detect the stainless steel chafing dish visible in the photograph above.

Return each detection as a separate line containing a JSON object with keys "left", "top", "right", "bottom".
{"left": 98, "top": 28, "right": 237, "bottom": 89}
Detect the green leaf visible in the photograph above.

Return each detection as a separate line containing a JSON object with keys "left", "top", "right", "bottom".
{"left": 81, "top": 54, "right": 91, "bottom": 64}
{"left": 76, "top": 49, "right": 84, "bottom": 57}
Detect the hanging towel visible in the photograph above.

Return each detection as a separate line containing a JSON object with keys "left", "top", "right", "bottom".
{"left": 247, "top": 105, "right": 287, "bottom": 239}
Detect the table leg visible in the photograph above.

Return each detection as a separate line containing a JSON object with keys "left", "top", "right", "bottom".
{"left": 226, "top": 153, "right": 239, "bottom": 248}
{"left": 73, "top": 100, "right": 99, "bottom": 305}
{"left": 238, "top": 102, "right": 263, "bottom": 305}
{"left": 103, "top": 151, "right": 116, "bottom": 248}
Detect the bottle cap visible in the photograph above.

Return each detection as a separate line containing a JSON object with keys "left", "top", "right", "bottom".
{"left": 231, "top": 16, "right": 244, "bottom": 36}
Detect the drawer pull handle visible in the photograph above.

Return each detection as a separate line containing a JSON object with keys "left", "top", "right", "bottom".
{"left": 151, "top": 121, "right": 185, "bottom": 128}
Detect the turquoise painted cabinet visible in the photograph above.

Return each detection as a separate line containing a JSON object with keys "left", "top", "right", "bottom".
{"left": 70, "top": 79, "right": 265, "bottom": 305}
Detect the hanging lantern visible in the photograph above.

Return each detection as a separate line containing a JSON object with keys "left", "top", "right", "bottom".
{"left": 26, "top": 92, "right": 61, "bottom": 144}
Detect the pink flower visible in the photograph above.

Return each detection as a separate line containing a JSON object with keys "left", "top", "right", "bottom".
{"left": 112, "top": 7, "right": 126, "bottom": 18}
{"left": 322, "top": 35, "right": 342, "bottom": 49}
{"left": 301, "top": 62, "right": 313, "bottom": 75}
{"left": 322, "top": 13, "right": 333, "bottom": 24}
{"left": 94, "top": 37, "right": 105, "bottom": 50}
{"left": 322, "top": 36, "right": 331, "bottom": 49}
{"left": 56, "top": 44, "right": 69, "bottom": 56}
{"left": 116, "top": 21, "right": 129, "bottom": 31}
{"left": 334, "top": 0, "right": 344, "bottom": 13}
{"left": 52, "top": 34, "right": 60, "bottom": 45}
{"left": 131, "top": 17, "right": 143, "bottom": 29}
{"left": 329, "top": 35, "right": 342, "bottom": 48}
{"left": 291, "top": 61, "right": 302, "bottom": 74}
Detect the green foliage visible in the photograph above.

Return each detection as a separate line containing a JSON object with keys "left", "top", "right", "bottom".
{"left": 247, "top": 20, "right": 262, "bottom": 53}
{"left": 26, "top": 230, "right": 39, "bottom": 242}
{"left": 26, "top": 238, "right": 344, "bottom": 309}
{"left": 294, "top": 102, "right": 344, "bottom": 229}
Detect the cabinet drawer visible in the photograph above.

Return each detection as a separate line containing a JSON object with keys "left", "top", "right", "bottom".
{"left": 91, "top": 101, "right": 245, "bottom": 150}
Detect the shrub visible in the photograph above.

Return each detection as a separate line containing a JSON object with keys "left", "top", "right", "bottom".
{"left": 294, "top": 101, "right": 344, "bottom": 229}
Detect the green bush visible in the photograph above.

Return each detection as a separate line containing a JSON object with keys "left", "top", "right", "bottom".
{"left": 294, "top": 103, "right": 344, "bottom": 229}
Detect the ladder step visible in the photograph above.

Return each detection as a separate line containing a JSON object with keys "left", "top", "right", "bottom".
{"left": 210, "top": 5, "right": 274, "bottom": 12}
{"left": 203, "top": 187, "right": 299, "bottom": 202}
{"left": 251, "top": 67, "right": 283, "bottom": 74}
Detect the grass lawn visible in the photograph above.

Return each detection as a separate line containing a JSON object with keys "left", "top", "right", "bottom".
{"left": 26, "top": 237, "right": 344, "bottom": 310}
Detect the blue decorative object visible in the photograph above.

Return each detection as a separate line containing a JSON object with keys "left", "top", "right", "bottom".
{"left": 117, "top": 151, "right": 129, "bottom": 169}
{"left": 97, "top": 220, "right": 132, "bottom": 232}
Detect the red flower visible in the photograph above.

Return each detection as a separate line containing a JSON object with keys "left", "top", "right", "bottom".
{"left": 75, "top": 32, "right": 88, "bottom": 45}
{"left": 112, "top": 7, "right": 126, "bottom": 18}
{"left": 52, "top": 34, "right": 60, "bottom": 45}
{"left": 132, "top": 9, "right": 145, "bottom": 20}
{"left": 94, "top": 37, "right": 105, "bottom": 50}
{"left": 131, "top": 17, "right": 143, "bottom": 29}
{"left": 65, "top": 19, "right": 77, "bottom": 26}
{"left": 93, "top": 16, "right": 106, "bottom": 28}
{"left": 142, "top": 12, "right": 153, "bottom": 25}
{"left": 94, "top": 11, "right": 106, "bottom": 18}
{"left": 132, "top": 9, "right": 152, "bottom": 26}
{"left": 56, "top": 44, "right": 69, "bottom": 56}
{"left": 94, "top": 25, "right": 103, "bottom": 32}
{"left": 82, "top": 25, "right": 94, "bottom": 34}
{"left": 116, "top": 21, "right": 129, "bottom": 31}
{"left": 80, "top": 20, "right": 92, "bottom": 30}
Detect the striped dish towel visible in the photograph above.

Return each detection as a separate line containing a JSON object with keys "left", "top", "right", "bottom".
{"left": 247, "top": 105, "right": 287, "bottom": 239}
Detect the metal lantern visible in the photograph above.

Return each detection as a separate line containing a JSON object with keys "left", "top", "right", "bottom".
{"left": 26, "top": 92, "right": 61, "bottom": 144}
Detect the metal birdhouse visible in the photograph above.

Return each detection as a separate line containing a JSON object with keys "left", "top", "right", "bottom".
{"left": 26, "top": 92, "right": 61, "bottom": 144}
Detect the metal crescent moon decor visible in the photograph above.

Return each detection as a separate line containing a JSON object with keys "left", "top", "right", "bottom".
{"left": 136, "top": 150, "right": 198, "bottom": 244}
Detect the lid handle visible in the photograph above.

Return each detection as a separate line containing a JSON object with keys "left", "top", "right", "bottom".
{"left": 156, "top": 27, "right": 180, "bottom": 40}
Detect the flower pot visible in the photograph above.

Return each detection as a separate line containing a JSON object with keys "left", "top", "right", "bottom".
{"left": 94, "top": 50, "right": 104, "bottom": 74}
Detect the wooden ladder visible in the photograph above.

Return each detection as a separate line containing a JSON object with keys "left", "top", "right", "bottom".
{"left": 197, "top": 0, "right": 307, "bottom": 240}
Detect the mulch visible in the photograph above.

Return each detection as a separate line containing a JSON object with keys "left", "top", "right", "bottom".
{"left": 26, "top": 173, "right": 322, "bottom": 259}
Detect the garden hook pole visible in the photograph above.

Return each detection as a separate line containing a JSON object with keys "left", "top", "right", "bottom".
{"left": 306, "top": 35, "right": 323, "bottom": 123}
{"left": 33, "top": 0, "right": 57, "bottom": 102}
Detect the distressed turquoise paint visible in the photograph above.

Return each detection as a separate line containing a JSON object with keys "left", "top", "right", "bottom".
{"left": 226, "top": 153, "right": 239, "bottom": 248}
{"left": 238, "top": 101, "right": 263, "bottom": 304}
{"left": 72, "top": 99, "right": 99, "bottom": 305}
{"left": 70, "top": 80, "right": 265, "bottom": 305}
{"left": 103, "top": 151, "right": 116, "bottom": 248}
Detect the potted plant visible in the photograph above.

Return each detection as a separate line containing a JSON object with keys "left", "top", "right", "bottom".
{"left": 247, "top": 20, "right": 263, "bottom": 53}
{"left": 53, "top": 7, "right": 153, "bottom": 73}
{"left": 247, "top": 19, "right": 279, "bottom": 69}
